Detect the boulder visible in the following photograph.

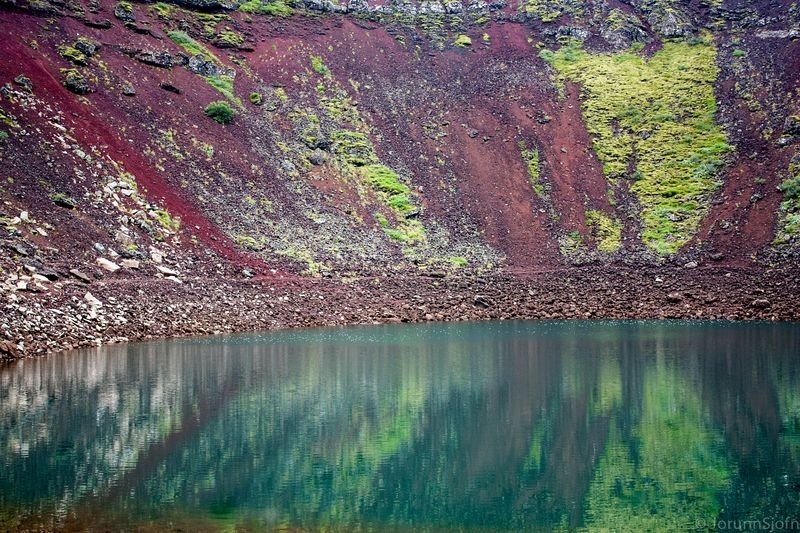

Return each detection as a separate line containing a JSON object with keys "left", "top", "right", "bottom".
{"left": 0, "top": 340, "right": 21, "bottom": 361}
{"left": 666, "top": 292, "right": 683, "bottom": 303}
{"left": 308, "top": 149, "right": 327, "bottom": 166}
{"left": 96, "top": 257, "right": 120, "bottom": 272}
{"left": 62, "top": 70, "right": 92, "bottom": 95}
{"left": 785, "top": 116, "right": 800, "bottom": 137}
{"left": 121, "top": 82, "right": 136, "bottom": 96}
{"left": 74, "top": 37, "right": 100, "bottom": 57}
{"left": 134, "top": 50, "right": 173, "bottom": 69}
{"left": 160, "top": 83, "right": 181, "bottom": 94}
{"left": 114, "top": 1, "right": 134, "bottom": 21}
{"left": 13, "top": 75, "right": 33, "bottom": 92}
{"left": 69, "top": 269, "right": 91, "bottom": 283}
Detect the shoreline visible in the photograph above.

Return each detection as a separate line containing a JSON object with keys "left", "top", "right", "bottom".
{"left": 2, "top": 265, "right": 800, "bottom": 360}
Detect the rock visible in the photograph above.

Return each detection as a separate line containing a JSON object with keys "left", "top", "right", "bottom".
{"left": 785, "top": 116, "right": 800, "bottom": 137}
{"left": 650, "top": 9, "right": 693, "bottom": 38}
{"left": 156, "top": 265, "right": 179, "bottom": 276}
{"left": 666, "top": 292, "right": 683, "bottom": 303}
{"left": 160, "top": 83, "right": 181, "bottom": 94}
{"left": 84, "top": 291, "right": 103, "bottom": 307}
{"left": 114, "top": 2, "right": 134, "bottom": 21}
{"left": 121, "top": 259, "right": 141, "bottom": 269}
{"left": 74, "top": 37, "right": 100, "bottom": 57}
{"left": 710, "top": 252, "right": 724, "bottom": 261}
{"left": 467, "top": 128, "right": 479, "bottom": 138}
{"left": 684, "top": 261, "right": 698, "bottom": 269}
{"left": 10, "top": 243, "right": 31, "bottom": 256}
{"left": 134, "top": 50, "right": 173, "bottom": 69}
{"left": 168, "top": 0, "right": 238, "bottom": 10}
{"left": 96, "top": 257, "right": 120, "bottom": 272}
{"left": 69, "top": 269, "right": 91, "bottom": 283}
{"left": 242, "top": 268, "right": 254, "bottom": 278}
{"left": 37, "top": 266, "right": 59, "bottom": 281}
{"left": 0, "top": 340, "right": 21, "bottom": 361}
{"left": 473, "top": 295, "right": 493, "bottom": 308}
{"left": 13, "top": 75, "right": 33, "bottom": 92}
{"left": 52, "top": 194, "right": 77, "bottom": 209}
{"left": 121, "top": 82, "right": 136, "bottom": 96}
{"left": 82, "top": 18, "right": 113, "bottom": 29}
{"left": 62, "top": 69, "right": 92, "bottom": 94}
{"left": 186, "top": 55, "right": 235, "bottom": 78}
{"left": 149, "top": 248, "right": 163, "bottom": 263}
{"left": 308, "top": 149, "right": 327, "bottom": 166}
{"left": 751, "top": 299, "right": 771, "bottom": 309}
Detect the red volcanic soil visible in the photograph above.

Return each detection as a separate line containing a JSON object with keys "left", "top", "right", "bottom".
{"left": 0, "top": 11, "right": 280, "bottom": 275}
{"left": 695, "top": 33, "right": 800, "bottom": 262}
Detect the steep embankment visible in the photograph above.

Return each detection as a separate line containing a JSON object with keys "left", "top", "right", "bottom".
{"left": 0, "top": 0, "right": 799, "bottom": 356}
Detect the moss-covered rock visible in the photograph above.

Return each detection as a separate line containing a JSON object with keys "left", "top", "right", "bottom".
{"left": 61, "top": 68, "right": 92, "bottom": 94}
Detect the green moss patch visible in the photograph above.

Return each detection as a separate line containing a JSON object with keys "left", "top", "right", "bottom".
{"left": 775, "top": 157, "right": 800, "bottom": 245}
{"left": 239, "top": 0, "right": 293, "bottom": 16}
{"left": 453, "top": 34, "right": 472, "bottom": 47}
{"left": 545, "top": 38, "right": 731, "bottom": 255}
{"left": 310, "top": 55, "right": 331, "bottom": 77}
{"left": 519, "top": 140, "right": 544, "bottom": 198}
{"left": 585, "top": 209, "right": 622, "bottom": 253}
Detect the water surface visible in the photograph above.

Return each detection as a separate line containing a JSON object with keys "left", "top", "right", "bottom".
{"left": 2, "top": 321, "right": 799, "bottom": 531}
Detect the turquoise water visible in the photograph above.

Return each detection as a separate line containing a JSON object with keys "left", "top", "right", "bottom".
{"left": 1, "top": 321, "right": 799, "bottom": 531}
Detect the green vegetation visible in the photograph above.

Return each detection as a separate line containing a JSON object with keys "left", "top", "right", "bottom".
{"left": 545, "top": 38, "right": 731, "bottom": 255}
{"left": 732, "top": 49, "right": 746, "bottom": 58}
{"left": 115, "top": 0, "right": 133, "bottom": 17}
{"left": 239, "top": 0, "right": 293, "bottom": 16}
{"left": 774, "top": 157, "right": 800, "bottom": 244}
{"left": 310, "top": 55, "right": 331, "bottom": 77}
{"left": 361, "top": 165, "right": 424, "bottom": 243}
{"left": 559, "top": 230, "right": 583, "bottom": 256}
{"left": 362, "top": 164, "right": 413, "bottom": 216}
{"left": 153, "top": 209, "right": 180, "bottom": 232}
{"left": 167, "top": 30, "right": 216, "bottom": 62}
{"left": 453, "top": 34, "right": 472, "bottom": 47}
{"left": 521, "top": 0, "right": 582, "bottom": 22}
{"left": 204, "top": 101, "right": 235, "bottom": 124}
{"left": 205, "top": 75, "right": 239, "bottom": 104}
{"left": 151, "top": 2, "right": 173, "bottom": 18}
{"left": 249, "top": 92, "right": 263, "bottom": 105}
{"left": 585, "top": 209, "right": 622, "bottom": 253}
{"left": 0, "top": 131, "right": 8, "bottom": 141}
{"left": 58, "top": 45, "right": 87, "bottom": 65}
{"left": 331, "top": 130, "right": 377, "bottom": 166}
{"left": 215, "top": 29, "right": 245, "bottom": 48}
{"left": 448, "top": 256, "right": 468, "bottom": 267}
{"left": 519, "top": 140, "right": 544, "bottom": 197}
{"left": 168, "top": 31, "right": 240, "bottom": 104}
{"left": 50, "top": 192, "right": 77, "bottom": 208}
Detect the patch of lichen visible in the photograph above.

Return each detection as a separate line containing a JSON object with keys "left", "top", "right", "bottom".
{"left": 58, "top": 44, "right": 87, "bottom": 65}
{"left": 585, "top": 209, "right": 622, "bottom": 253}
{"left": 521, "top": 0, "right": 585, "bottom": 23}
{"left": 544, "top": 37, "right": 731, "bottom": 255}
{"left": 519, "top": 140, "right": 545, "bottom": 198}
{"left": 239, "top": 0, "right": 293, "bottom": 17}
{"left": 330, "top": 130, "right": 377, "bottom": 167}
{"left": 167, "top": 31, "right": 240, "bottom": 105}
{"left": 774, "top": 155, "right": 800, "bottom": 245}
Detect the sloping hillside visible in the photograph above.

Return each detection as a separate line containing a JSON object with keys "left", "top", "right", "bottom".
{"left": 1, "top": 0, "right": 799, "bottom": 355}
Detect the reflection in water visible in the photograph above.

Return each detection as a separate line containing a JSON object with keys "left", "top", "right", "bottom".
{"left": 1, "top": 321, "right": 799, "bottom": 531}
